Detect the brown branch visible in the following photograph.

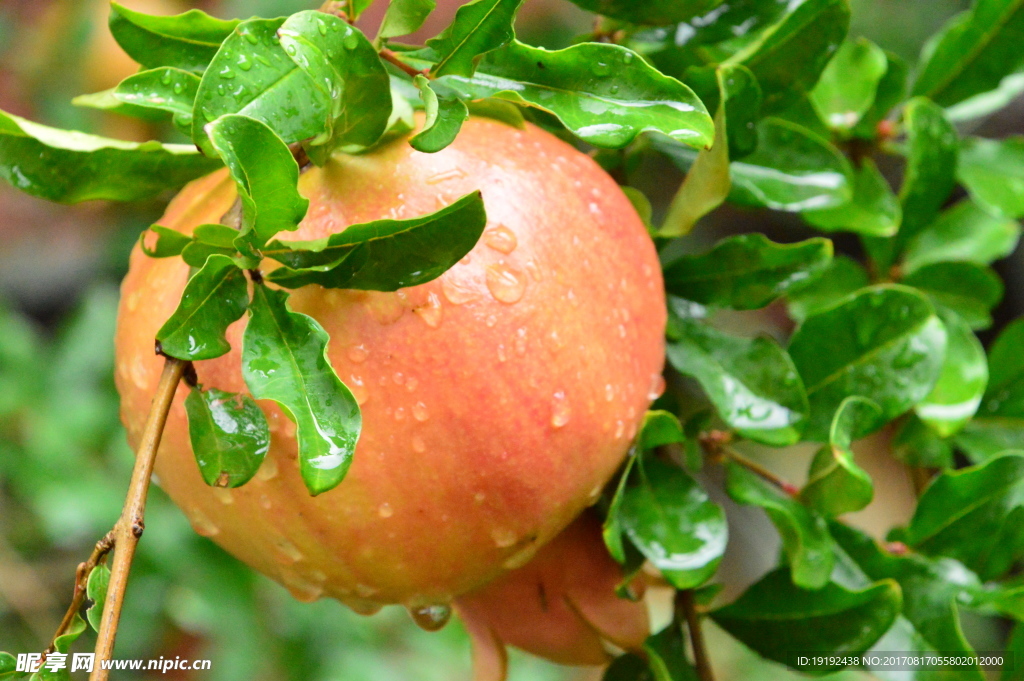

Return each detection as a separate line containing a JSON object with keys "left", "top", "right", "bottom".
{"left": 90, "top": 357, "right": 187, "bottom": 681}
{"left": 699, "top": 431, "right": 800, "bottom": 496}
{"left": 380, "top": 48, "right": 428, "bottom": 79}
{"left": 43, "top": 531, "right": 115, "bottom": 656}
{"left": 677, "top": 590, "right": 715, "bottom": 681}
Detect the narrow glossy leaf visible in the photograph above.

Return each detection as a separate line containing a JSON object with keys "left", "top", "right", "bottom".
{"left": 570, "top": 0, "right": 726, "bottom": 26}
{"left": 348, "top": 0, "right": 377, "bottom": 20}
{"left": 267, "top": 191, "right": 486, "bottom": 291}
{"left": 902, "top": 262, "right": 1004, "bottom": 330}
{"left": 786, "top": 255, "right": 869, "bottom": 324}
{"left": 898, "top": 98, "right": 960, "bottom": 243}
{"left": 912, "top": 0, "right": 1024, "bottom": 107}
{"left": 663, "top": 233, "right": 832, "bottom": 310}
{"left": 73, "top": 89, "right": 170, "bottom": 122}
{"left": 206, "top": 114, "right": 308, "bottom": 250}
{"left": 810, "top": 38, "right": 888, "bottom": 131}
{"left": 410, "top": 76, "right": 469, "bottom": 153}
{"left": 803, "top": 158, "right": 901, "bottom": 237}
{"left": 426, "top": 0, "right": 524, "bottom": 77}
{"left": 915, "top": 311, "right": 988, "bottom": 436}
{"left": 85, "top": 563, "right": 110, "bottom": 632}
{"left": 0, "top": 653, "right": 21, "bottom": 679}
{"left": 109, "top": 2, "right": 238, "bottom": 73}
{"left": 185, "top": 387, "right": 270, "bottom": 488}
{"left": 726, "top": 0, "right": 850, "bottom": 114}
{"left": 437, "top": 41, "right": 714, "bottom": 149}
{"left": 639, "top": 410, "right": 684, "bottom": 451}
{"left": 379, "top": 0, "right": 437, "bottom": 39}
{"left": 851, "top": 50, "right": 908, "bottom": 139}
{"left": 947, "top": 71, "right": 1024, "bottom": 122}
{"left": 156, "top": 255, "right": 248, "bottom": 361}
{"left": 789, "top": 285, "right": 948, "bottom": 441}
{"left": 801, "top": 397, "right": 878, "bottom": 516}
{"left": 894, "top": 416, "right": 955, "bottom": 470}
{"left": 958, "top": 136, "right": 1024, "bottom": 219}
{"left": 602, "top": 449, "right": 638, "bottom": 564}
{"left": 278, "top": 12, "right": 392, "bottom": 150}
{"left": 243, "top": 286, "right": 361, "bottom": 496}
{"left": 192, "top": 18, "right": 331, "bottom": 152}
{"left": 618, "top": 456, "right": 727, "bottom": 589}
{"left": 0, "top": 109, "right": 220, "bottom": 203}
{"left": 140, "top": 225, "right": 191, "bottom": 258}
{"left": 726, "top": 462, "right": 833, "bottom": 589}
{"left": 903, "top": 199, "right": 1022, "bottom": 273}
{"left": 957, "top": 319, "right": 1024, "bottom": 460}
{"left": 906, "top": 453, "right": 1024, "bottom": 580}
{"left": 711, "top": 569, "right": 901, "bottom": 674}
{"left": 113, "top": 67, "right": 199, "bottom": 122}
{"left": 666, "top": 315, "right": 808, "bottom": 446}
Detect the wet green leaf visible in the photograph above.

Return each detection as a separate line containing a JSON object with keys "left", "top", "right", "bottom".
{"left": 243, "top": 286, "right": 361, "bottom": 496}
{"left": 902, "top": 262, "right": 1004, "bottom": 331}
{"left": 193, "top": 18, "right": 331, "bottom": 152}
{"left": 437, "top": 40, "right": 713, "bottom": 149}
{"left": 912, "top": 0, "right": 1024, "bottom": 107}
{"left": 801, "top": 397, "right": 878, "bottom": 516}
{"left": 851, "top": 50, "right": 908, "bottom": 139}
{"left": 906, "top": 452, "right": 1024, "bottom": 580}
{"left": 0, "top": 653, "right": 23, "bottom": 679}
{"left": 113, "top": 67, "right": 199, "bottom": 126}
{"left": 810, "top": 38, "right": 888, "bottom": 132}
{"left": 711, "top": 568, "right": 901, "bottom": 674}
{"left": 278, "top": 12, "right": 392, "bottom": 150}
{"left": 947, "top": 71, "right": 1024, "bottom": 122}
{"left": 789, "top": 285, "right": 948, "bottom": 441}
{"left": 85, "top": 563, "right": 110, "bottom": 632}
{"left": 109, "top": 2, "right": 238, "bottom": 73}
{"left": 666, "top": 314, "right": 808, "bottom": 446}
{"left": 898, "top": 98, "right": 960, "bottom": 243}
{"left": 185, "top": 387, "right": 270, "bottom": 488}
{"left": 894, "top": 416, "right": 955, "bottom": 470}
{"left": 379, "top": 0, "right": 437, "bottom": 39}
{"left": 786, "top": 255, "right": 869, "bottom": 324}
{"left": 915, "top": 311, "right": 988, "bottom": 437}
{"left": 803, "top": 158, "right": 901, "bottom": 237}
{"left": 410, "top": 76, "right": 469, "bottom": 153}
{"left": 603, "top": 449, "right": 638, "bottom": 564}
{"left": 957, "top": 319, "right": 1024, "bottom": 460}
{"left": 726, "top": 0, "right": 850, "bottom": 114}
{"left": 618, "top": 456, "right": 727, "bottom": 589}
{"left": 140, "top": 225, "right": 192, "bottom": 258}
{"left": 726, "top": 462, "right": 833, "bottom": 589}
{"left": 206, "top": 114, "right": 308, "bottom": 253}
{"left": 639, "top": 410, "right": 684, "bottom": 451}
{"left": 571, "top": 0, "right": 726, "bottom": 25}
{"left": 156, "top": 255, "right": 248, "bottom": 361}
{"left": 426, "top": 0, "right": 524, "bottom": 77}
{"left": 73, "top": 89, "right": 171, "bottom": 122}
{"left": 644, "top": 624, "right": 699, "bottom": 681}
{"left": 958, "top": 136, "right": 1024, "bottom": 219}
{"left": 903, "top": 199, "right": 1022, "bottom": 274}
{"left": 684, "top": 63, "right": 763, "bottom": 159}
{"left": 0, "top": 109, "right": 220, "bottom": 204}
{"left": 663, "top": 233, "right": 832, "bottom": 310}
{"left": 267, "top": 190, "right": 485, "bottom": 291}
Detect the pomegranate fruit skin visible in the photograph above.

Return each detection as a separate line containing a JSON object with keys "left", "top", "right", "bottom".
{"left": 115, "top": 117, "right": 666, "bottom": 610}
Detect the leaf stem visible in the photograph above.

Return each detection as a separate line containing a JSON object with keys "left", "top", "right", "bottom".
{"left": 44, "top": 531, "right": 115, "bottom": 656}
{"left": 380, "top": 48, "right": 429, "bottom": 78}
{"left": 677, "top": 590, "right": 715, "bottom": 681}
{"left": 699, "top": 431, "right": 799, "bottom": 496}
{"left": 89, "top": 357, "right": 187, "bottom": 681}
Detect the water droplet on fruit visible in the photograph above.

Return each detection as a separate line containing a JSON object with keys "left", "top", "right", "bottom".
{"left": 347, "top": 344, "right": 369, "bottom": 363}
{"left": 497, "top": 344, "right": 508, "bottom": 362}
{"left": 648, "top": 374, "right": 666, "bottom": 400}
{"left": 413, "top": 292, "right": 444, "bottom": 328}
{"left": 483, "top": 225, "right": 518, "bottom": 254}
{"left": 355, "top": 583, "right": 379, "bottom": 598}
{"left": 283, "top": 572, "right": 323, "bottom": 603}
{"left": 412, "top": 402, "right": 429, "bottom": 422}
{"left": 514, "top": 327, "right": 528, "bottom": 356}
{"left": 393, "top": 371, "right": 405, "bottom": 385}
{"left": 274, "top": 537, "right": 304, "bottom": 564}
{"left": 614, "top": 420, "right": 626, "bottom": 439}
{"left": 426, "top": 168, "right": 466, "bottom": 184}
{"left": 188, "top": 508, "right": 219, "bottom": 537}
{"left": 344, "top": 597, "right": 383, "bottom": 615}
{"left": 524, "top": 259, "right": 543, "bottom": 281}
{"left": 412, "top": 436, "right": 426, "bottom": 453}
{"left": 551, "top": 391, "right": 571, "bottom": 428}
{"left": 378, "top": 503, "right": 394, "bottom": 518}
{"left": 394, "top": 407, "right": 406, "bottom": 421}
{"left": 131, "top": 358, "right": 149, "bottom": 390}
{"left": 406, "top": 376, "right": 419, "bottom": 392}
{"left": 502, "top": 544, "right": 538, "bottom": 569}
{"left": 605, "top": 384, "right": 615, "bottom": 401}
{"left": 349, "top": 375, "right": 368, "bottom": 405}
{"left": 409, "top": 604, "right": 452, "bottom": 631}
{"left": 491, "top": 528, "right": 517, "bottom": 548}
{"left": 259, "top": 495, "right": 273, "bottom": 510}
{"left": 213, "top": 487, "right": 234, "bottom": 505}
{"left": 441, "top": 269, "right": 481, "bottom": 305}
{"left": 474, "top": 491, "right": 486, "bottom": 503}
{"left": 486, "top": 263, "right": 526, "bottom": 304}
{"left": 567, "top": 288, "right": 579, "bottom": 307}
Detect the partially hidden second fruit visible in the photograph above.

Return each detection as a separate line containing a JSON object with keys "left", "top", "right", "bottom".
{"left": 114, "top": 116, "right": 666, "bottom": 614}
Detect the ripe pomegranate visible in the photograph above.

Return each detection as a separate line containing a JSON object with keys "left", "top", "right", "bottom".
{"left": 115, "top": 116, "right": 666, "bottom": 616}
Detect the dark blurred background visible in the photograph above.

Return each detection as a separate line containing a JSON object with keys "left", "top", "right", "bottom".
{"left": 0, "top": 1, "right": 1016, "bottom": 679}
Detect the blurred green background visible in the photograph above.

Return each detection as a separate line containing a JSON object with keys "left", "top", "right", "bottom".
{"left": 0, "top": 1, "right": 1008, "bottom": 679}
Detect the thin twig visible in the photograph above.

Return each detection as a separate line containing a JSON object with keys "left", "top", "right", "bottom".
{"left": 90, "top": 357, "right": 187, "bottom": 681}
{"left": 677, "top": 590, "right": 715, "bottom": 681}
{"left": 44, "top": 531, "right": 115, "bottom": 655}
{"left": 699, "top": 431, "right": 799, "bottom": 496}
{"left": 380, "top": 48, "right": 428, "bottom": 78}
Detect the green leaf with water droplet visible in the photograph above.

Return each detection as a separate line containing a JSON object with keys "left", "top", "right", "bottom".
{"left": 786, "top": 255, "right": 869, "bottom": 324}
{"left": 666, "top": 314, "right": 809, "bottom": 446}
{"left": 803, "top": 158, "right": 901, "bottom": 237}
{"left": 617, "top": 456, "right": 727, "bottom": 589}
{"left": 266, "top": 190, "right": 485, "bottom": 291}
{"left": 186, "top": 387, "right": 270, "bottom": 488}
{"left": 664, "top": 233, "right": 832, "bottom": 310}
{"left": 801, "top": 397, "right": 878, "bottom": 517}
{"left": 903, "top": 199, "right": 1022, "bottom": 274}
{"left": 278, "top": 12, "right": 392, "bottom": 150}
{"left": 0, "top": 109, "right": 221, "bottom": 204}
{"left": 958, "top": 135, "right": 1024, "bottom": 219}
{"left": 410, "top": 76, "right": 469, "bottom": 153}
{"left": 109, "top": 2, "right": 239, "bottom": 73}
{"left": 712, "top": 568, "right": 901, "bottom": 675}
{"left": 85, "top": 563, "right": 110, "bottom": 632}
{"left": 72, "top": 88, "right": 170, "bottom": 122}
{"left": 435, "top": 40, "right": 713, "bottom": 149}
{"left": 140, "top": 225, "right": 191, "bottom": 258}
{"left": 572, "top": 0, "right": 727, "bottom": 26}
{"left": 243, "top": 286, "right": 361, "bottom": 496}
{"left": 810, "top": 38, "right": 888, "bottom": 132}
{"left": 192, "top": 18, "right": 332, "bottom": 154}
{"left": 206, "top": 114, "right": 308, "bottom": 253}
{"left": 379, "top": 0, "right": 437, "bottom": 40}
{"left": 113, "top": 67, "right": 200, "bottom": 135}
{"left": 912, "top": 0, "right": 1024, "bottom": 107}
{"left": 789, "top": 285, "right": 948, "bottom": 441}
{"left": 915, "top": 311, "right": 988, "bottom": 437}
{"left": 905, "top": 452, "right": 1024, "bottom": 580}
{"left": 726, "top": 0, "right": 850, "bottom": 114}
{"left": 682, "top": 62, "right": 762, "bottom": 160}
{"left": 156, "top": 255, "right": 248, "bottom": 361}
{"left": 426, "top": 0, "right": 524, "bottom": 77}
{"left": 726, "top": 461, "right": 834, "bottom": 589}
